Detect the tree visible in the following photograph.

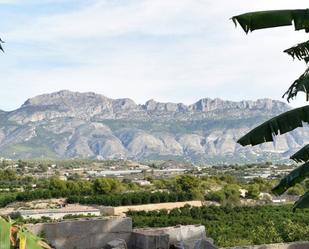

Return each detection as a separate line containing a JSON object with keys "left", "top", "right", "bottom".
{"left": 176, "top": 175, "right": 200, "bottom": 192}
{"left": 222, "top": 184, "right": 241, "bottom": 207}
{"left": 93, "top": 178, "right": 111, "bottom": 194}
{"left": 108, "top": 178, "right": 125, "bottom": 193}
{"left": 246, "top": 184, "right": 260, "bottom": 200}
{"left": 175, "top": 175, "right": 204, "bottom": 200}
{"left": 205, "top": 190, "right": 226, "bottom": 203}
{"left": 66, "top": 181, "right": 80, "bottom": 195}
{"left": 232, "top": 9, "right": 309, "bottom": 210}
{"left": 49, "top": 177, "right": 67, "bottom": 192}
{"left": 205, "top": 184, "right": 240, "bottom": 206}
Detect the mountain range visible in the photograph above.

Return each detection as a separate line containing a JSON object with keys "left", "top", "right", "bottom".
{"left": 0, "top": 90, "right": 307, "bottom": 164}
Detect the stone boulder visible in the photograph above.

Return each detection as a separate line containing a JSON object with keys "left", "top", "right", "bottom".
{"left": 105, "top": 239, "right": 127, "bottom": 249}
{"left": 193, "top": 239, "right": 217, "bottom": 249}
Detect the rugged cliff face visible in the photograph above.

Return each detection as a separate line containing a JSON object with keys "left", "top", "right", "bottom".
{"left": 0, "top": 90, "right": 306, "bottom": 163}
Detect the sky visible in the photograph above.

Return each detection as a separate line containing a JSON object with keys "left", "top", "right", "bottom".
{"left": 1, "top": 0, "right": 309, "bottom": 111}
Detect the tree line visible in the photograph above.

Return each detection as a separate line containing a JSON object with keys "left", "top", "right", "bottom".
{"left": 0, "top": 176, "right": 197, "bottom": 207}
{"left": 67, "top": 191, "right": 193, "bottom": 206}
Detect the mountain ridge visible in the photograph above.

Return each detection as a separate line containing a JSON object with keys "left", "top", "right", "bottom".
{"left": 19, "top": 90, "right": 288, "bottom": 112}
{"left": 1, "top": 90, "right": 306, "bottom": 164}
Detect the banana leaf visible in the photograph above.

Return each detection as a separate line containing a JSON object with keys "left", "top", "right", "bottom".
{"left": 0, "top": 217, "right": 12, "bottom": 249}
{"left": 232, "top": 9, "right": 309, "bottom": 33}
{"left": 290, "top": 144, "right": 309, "bottom": 162}
{"left": 272, "top": 162, "right": 309, "bottom": 195}
{"left": 19, "top": 234, "right": 26, "bottom": 249}
{"left": 282, "top": 68, "right": 309, "bottom": 102}
{"left": 18, "top": 230, "right": 48, "bottom": 249}
{"left": 293, "top": 191, "right": 309, "bottom": 211}
{"left": 0, "top": 38, "right": 4, "bottom": 53}
{"left": 284, "top": 40, "right": 309, "bottom": 61}
{"left": 237, "top": 105, "right": 309, "bottom": 146}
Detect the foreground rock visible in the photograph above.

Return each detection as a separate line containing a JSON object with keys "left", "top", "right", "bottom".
{"left": 132, "top": 225, "right": 216, "bottom": 249}
{"left": 105, "top": 239, "right": 127, "bottom": 249}
{"left": 27, "top": 217, "right": 217, "bottom": 249}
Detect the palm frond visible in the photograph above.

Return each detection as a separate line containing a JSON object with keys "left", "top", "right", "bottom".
{"left": 232, "top": 9, "right": 309, "bottom": 33}
{"left": 18, "top": 230, "right": 48, "bottom": 249}
{"left": 290, "top": 144, "right": 309, "bottom": 162}
{"left": 283, "top": 68, "right": 309, "bottom": 102}
{"left": 272, "top": 162, "right": 309, "bottom": 195}
{"left": 0, "top": 216, "right": 51, "bottom": 249}
{"left": 0, "top": 38, "right": 4, "bottom": 53}
{"left": 293, "top": 191, "right": 309, "bottom": 211}
{"left": 237, "top": 105, "right": 309, "bottom": 146}
{"left": 0, "top": 217, "right": 12, "bottom": 249}
{"left": 284, "top": 40, "right": 309, "bottom": 61}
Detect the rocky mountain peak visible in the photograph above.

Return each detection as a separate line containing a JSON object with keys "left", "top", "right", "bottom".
{"left": 22, "top": 90, "right": 110, "bottom": 108}
{"left": 143, "top": 99, "right": 185, "bottom": 112}
{"left": 190, "top": 98, "right": 288, "bottom": 112}
{"left": 20, "top": 90, "right": 289, "bottom": 114}
{"left": 112, "top": 98, "right": 138, "bottom": 111}
{"left": 0, "top": 91, "right": 299, "bottom": 163}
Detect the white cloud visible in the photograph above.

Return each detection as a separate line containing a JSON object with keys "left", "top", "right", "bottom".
{"left": 6, "top": 0, "right": 212, "bottom": 40}
{"left": 5, "top": 0, "right": 309, "bottom": 42}
{"left": 0, "top": 0, "right": 66, "bottom": 4}
{"left": 0, "top": 0, "right": 20, "bottom": 3}
{"left": 1, "top": 0, "right": 309, "bottom": 110}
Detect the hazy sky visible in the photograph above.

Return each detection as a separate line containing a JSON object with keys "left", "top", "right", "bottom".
{"left": 1, "top": 0, "right": 309, "bottom": 111}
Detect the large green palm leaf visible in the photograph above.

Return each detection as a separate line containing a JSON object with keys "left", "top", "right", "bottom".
{"left": 272, "top": 162, "right": 309, "bottom": 195}
{"left": 0, "top": 217, "right": 11, "bottom": 249}
{"left": 233, "top": 10, "right": 309, "bottom": 102}
{"left": 0, "top": 216, "right": 51, "bottom": 249}
{"left": 232, "top": 9, "right": 309, "bottom": 33}
{"left": 0, "top": 38, "right": 4, "bottom": 53}
{"left": 18, "top": 230, "right": 48, "bottom": 249}
{"left": 282, "top": 41, "right": 309, "bottom": 102}
{"left": 284, "top": 40, "right": 309, "bottom": 61}
{"left": 283, "top": 68, "right": 309, "bottom": 102}
{"left": 237, "top": 105, "right": 309, "bottom": 146}
{"left": 233, "top": 9, "right": 309, "bottom": 210}
{"left": 290, "top": 144, "right": 309, "bottom": 162}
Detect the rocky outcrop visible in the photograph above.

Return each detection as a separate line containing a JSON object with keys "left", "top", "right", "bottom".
{"left": 105, "top": 239, "right": 128, "bottom": 249}
{"left": 132, "top": 225, "right": 216, "bottom": 249}
{"left": 27, "top": 217, "right": 216, "bottom": 249}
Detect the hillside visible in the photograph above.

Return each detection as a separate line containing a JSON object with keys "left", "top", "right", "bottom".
{"left": 0, "top": 90, "right": 307, "bottom": 163}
